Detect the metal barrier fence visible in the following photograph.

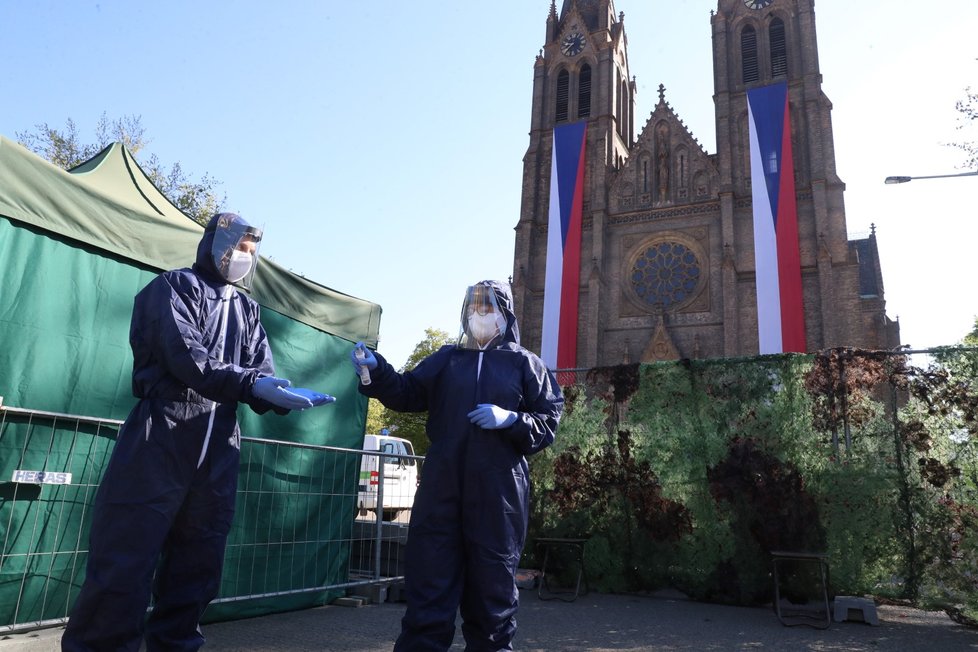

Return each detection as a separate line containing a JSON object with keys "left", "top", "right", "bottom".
{"left": 0, "top": 401, "right": 421, "bottom": 634}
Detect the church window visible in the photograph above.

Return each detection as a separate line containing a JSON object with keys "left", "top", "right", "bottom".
{"left": 643, "top": 161, "right": 649, "bottom": 193}
{"left": 770, "top": 18, "right": 787, "bottom": 77}
{"left": 615, "top": 70, "right": 623, "bottom": 136}
{"left": 622, "top": 79, "right": 631, "bottom": 142}
{"left": 741, "top": 26, "right": 759, "bottom": 84}
{"left": 556, "top": 69, "right": 570, "bottom": 122}
{"left": 630, "top": 241, "right": 702, "bottom": 310}
{"left": 578, "top": 64, "right": 592, "bottom": 118}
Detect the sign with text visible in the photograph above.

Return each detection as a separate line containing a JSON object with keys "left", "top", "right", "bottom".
{"left": 11, "top": 469, "right": 73, "bottom": 485}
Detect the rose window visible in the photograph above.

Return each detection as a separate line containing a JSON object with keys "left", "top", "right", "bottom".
{"left": 630, "top": 241, "right": 702, "bottom": 309}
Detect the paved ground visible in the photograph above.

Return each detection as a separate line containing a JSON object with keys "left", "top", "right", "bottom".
{"left": 3, "top": 591, "right": 976, "bottom": 651}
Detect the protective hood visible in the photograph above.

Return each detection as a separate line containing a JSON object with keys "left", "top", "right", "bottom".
{"left": 193, "top": 212, "right": 261, "bottom": 290}
{"left": 457, "top": 280, "right": 520, "bottom": 350}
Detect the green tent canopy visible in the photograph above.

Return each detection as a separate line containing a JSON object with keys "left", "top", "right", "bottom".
{"left": 0, "top": 136, "right": 381, "bottom": 344}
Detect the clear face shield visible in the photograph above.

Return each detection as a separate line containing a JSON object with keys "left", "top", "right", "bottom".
{"left": 458, "top": 283, "right": 508, "bottom": 350}
{"left": 211, "top": 214, "right": 262, "bottom": 289}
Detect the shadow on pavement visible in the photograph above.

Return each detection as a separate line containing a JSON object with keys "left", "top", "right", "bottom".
{"left": 3, "top": 591, "right": 975, "bottom": 651}
{"left": 197, "top": 590, "right": 977, "bottom": 652}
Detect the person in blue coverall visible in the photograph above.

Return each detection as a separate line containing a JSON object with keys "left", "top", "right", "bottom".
{"left": 62, "top": 213, "right": 333, "bottom": 652}
{"left": 351, "top": 280, "right": 563, "bottom": 651}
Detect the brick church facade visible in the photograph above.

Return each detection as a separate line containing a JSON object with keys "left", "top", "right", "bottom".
{"left": 511, "top": 0, "right": 900, "bottom": 367}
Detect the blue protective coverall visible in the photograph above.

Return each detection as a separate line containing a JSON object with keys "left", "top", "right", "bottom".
{"left": 359, "top": 281, "right": 563, "bottom": 651}
{"left": 62, "top": 216, "right": 286, "bottom": 652}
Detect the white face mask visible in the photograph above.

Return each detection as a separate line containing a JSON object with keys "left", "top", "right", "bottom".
{"left": 467, "top": 312, "right": 504, "bottom": 343}
{"left": 225, "top": 250, "right": 253, "bottom": 283}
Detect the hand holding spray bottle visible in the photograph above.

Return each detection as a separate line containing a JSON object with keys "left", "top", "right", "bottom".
{"left": 355, "top": 346, "right": 372, "bottom": 386}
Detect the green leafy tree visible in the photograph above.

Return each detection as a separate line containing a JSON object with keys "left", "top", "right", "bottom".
{"left": 379, "top": 327, "right": 452, "bottom": 455}
{"left": 365, "top": 398, "right": 386, "bottom": 435}
{"left": 16, "top": 113, "right": 225, "bottom": 225}
{"left": 964, "top": 316, "right": 978, "bottom": 346}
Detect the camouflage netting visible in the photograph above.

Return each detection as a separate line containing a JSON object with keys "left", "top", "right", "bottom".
{"left": 526, "top": 348, "right": 978, "bottom": 625}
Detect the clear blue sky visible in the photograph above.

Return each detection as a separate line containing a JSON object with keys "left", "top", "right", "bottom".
{"left": 4, "top": 1, "right": 977, "bottom": 370}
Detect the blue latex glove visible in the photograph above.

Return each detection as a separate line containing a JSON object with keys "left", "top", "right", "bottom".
{"left": 290, "top": 387, "right": 336, "bottom": 407}
{"left": 350, "top": 342, "right": 378, "bottom": 374}
{"left": 253, "top": 376, "right": 314, "bottom": 410}
{"left": 467, "top": 404, "right": 518, "bottom": 429}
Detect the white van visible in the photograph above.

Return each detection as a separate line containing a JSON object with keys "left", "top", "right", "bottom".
{"left": 357, "top": 432, "right": 419, "bottom": 521}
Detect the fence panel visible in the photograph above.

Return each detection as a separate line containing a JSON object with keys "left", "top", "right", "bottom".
{"left": 0, "top": 404, "right": 119, "bottom": 632}
{"left": 0, "top": 401, "right": 419, "bottom": 633}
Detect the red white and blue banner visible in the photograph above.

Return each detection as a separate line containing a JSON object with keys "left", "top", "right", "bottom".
{"left": 747, "top": 81, "right": 806, "bottom": 354}
{"left": 541, "top": 121, "right": 587, "bottom": 369}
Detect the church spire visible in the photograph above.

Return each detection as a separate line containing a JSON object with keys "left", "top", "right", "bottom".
{"left": 547, "top": 0, "right": 557, "bottom": 42}
{"left": 559, "top": 0, "right": 614, "bottom": 32}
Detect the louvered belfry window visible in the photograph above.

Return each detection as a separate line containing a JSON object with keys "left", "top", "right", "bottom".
{"left": 770, "top": 18, "right": 787, "bottom": 77}
{"left": 741, "top": 26, "right": 759, "bottom": 84}
{"left": 556, "top": 70, "right": 570, "bottom": 122}
{"left": 578, "top": 64, "right": 592, "bottom": 118}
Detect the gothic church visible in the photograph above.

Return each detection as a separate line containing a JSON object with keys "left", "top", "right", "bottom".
{"left": 511, "top": 0, "right": 900, "bottom": 367}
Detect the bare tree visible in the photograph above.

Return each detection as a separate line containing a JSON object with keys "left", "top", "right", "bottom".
{"left": 953, "top": 85, "right": 978, "bottom": 170}
{"left": 16, "top": 113, "right": 225, "bottom": 225}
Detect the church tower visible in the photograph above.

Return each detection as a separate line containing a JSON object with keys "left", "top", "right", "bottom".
{"left": 512, "top": 0, "right": 899, "bottom": 368}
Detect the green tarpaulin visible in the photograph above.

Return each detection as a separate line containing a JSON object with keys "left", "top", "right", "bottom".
{"left": 0, "top": 136, "right": 381, "bottom": 627}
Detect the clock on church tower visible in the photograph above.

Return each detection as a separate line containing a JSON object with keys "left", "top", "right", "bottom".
{"left": 744, "top": 0, "right": 774, "bottom": 8}
{"left": 561, "top": 31, "right": 586, "bottom": 56}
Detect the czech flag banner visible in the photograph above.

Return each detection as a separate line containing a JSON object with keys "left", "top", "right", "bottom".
{"left": 747, "top": 81, "right": 806, "bottom": 354}
{"left": 541, "top": 121, "right": 587, "bottom": 370}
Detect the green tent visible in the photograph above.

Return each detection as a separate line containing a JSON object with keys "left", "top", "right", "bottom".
{"left": 0, "top": 136, "right": 381, "bottom": 626}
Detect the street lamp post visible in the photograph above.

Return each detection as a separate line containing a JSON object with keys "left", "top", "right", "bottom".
{"left": 884, "top": 171, "right": 978, "bottom": 184}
